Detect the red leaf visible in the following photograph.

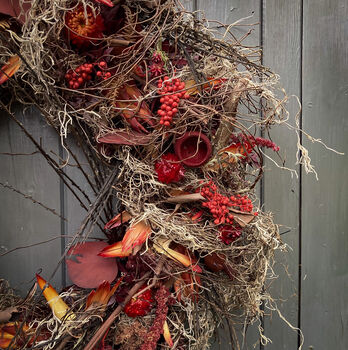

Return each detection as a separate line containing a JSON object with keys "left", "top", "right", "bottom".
{"left": 66, "top": 242, "right": 118, "bottom": 288}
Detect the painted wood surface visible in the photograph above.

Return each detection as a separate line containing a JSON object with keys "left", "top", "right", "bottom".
{"left": 0, "top": 105, "right": 62, "bottom": 291}
{"left": 0, "top": 0, "right": 347, "bottom": 349}
{"left": 301, "top": 0, "right": 348, "bottom": 349}
{"left": 262, "top": 1, "right": 302, "bottom": 349}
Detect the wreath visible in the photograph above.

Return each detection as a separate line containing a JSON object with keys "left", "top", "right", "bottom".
{"left": 0, "top": 0, "right": 322, "bottom": 349}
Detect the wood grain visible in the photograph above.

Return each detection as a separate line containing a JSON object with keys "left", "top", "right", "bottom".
{"left": 301, "top": 0, "right": 348, "bottom": 348}
{"left": 0, "top": 105, "right": 62, "bottom": 295}
{"left": 262, "top": 1, "right": 302, "bottom": 349}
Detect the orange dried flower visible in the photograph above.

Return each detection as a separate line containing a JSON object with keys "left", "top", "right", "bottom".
{"left": 65, "top": 5, "right": 105, "bottom": 48}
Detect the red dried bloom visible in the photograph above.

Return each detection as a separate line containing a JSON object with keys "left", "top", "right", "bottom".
{"left": 152, "top": 51, "right": 163, "bottom": 63}
{"left": 230, "top": 133, "right": 280, "bottom": 153}
{"left": 149, "top": 62, "right": 165, "bottom": 77}
{"left": 155, "top": 153, "right": 185, "bottom": 184}
{"left": 218, "top": 225, "right": 242, "bottom": 244}
{"left": 65, "top": 5, "right": 105, "bottom": 48}
{"left": 124, "top": 286, "right": 154, "bottom": 317}
{"left": 140, "top": 285, "right": 174, "bottom": 350}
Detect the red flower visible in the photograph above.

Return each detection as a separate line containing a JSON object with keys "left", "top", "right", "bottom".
{"left": 124, "top": 286, "right": 154, "bottom": 317}
{"left": 155, "top": 153, "right": 185, "bottom": 184}
{"left": 65, "top": 5, "right": 105, "bottom": 48}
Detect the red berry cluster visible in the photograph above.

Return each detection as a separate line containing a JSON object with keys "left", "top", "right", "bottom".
{"left": 155, "top": 153, "right": 185, "bottom": 184}
{"left": 157, "top": 77, "right": 190, "bottom": 127}
{"left": 200, "top": 180, "right": 255, "bottom": 225}
{"left": 218, "top": 225, "right": 242, "bottom": 244}
{"left": 65, "top": 63, "right": 93, "bottom": 89}
{"left": 96, "top": 60, "right": 112, "bottom": 80}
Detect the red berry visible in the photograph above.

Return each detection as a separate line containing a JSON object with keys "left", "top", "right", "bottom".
{"left": 99, "top": 61, "right": 107, "bottom": 68}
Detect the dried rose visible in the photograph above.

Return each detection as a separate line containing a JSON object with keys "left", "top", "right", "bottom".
{"left": 155, "top": 153, "right": 185, "bottom": 184}
{"left": 124, "top": 286, "right": 154, "bottom": 317}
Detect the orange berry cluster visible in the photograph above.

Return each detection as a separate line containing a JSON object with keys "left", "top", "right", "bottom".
{"left": 200, "top": 180, "right": 255, "bottom": 225}
{"left": 157, "top": 77, "right": 190, "bottom": 127}
{"left": 65, "top": 63, "right": 93, "bottom": 89}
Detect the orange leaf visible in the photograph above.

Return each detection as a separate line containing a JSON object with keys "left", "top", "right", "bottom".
{"left": 98, "top": 241, "right": 132, "bottom": 258}
{"left": 163, "top": 320, "right": 174, "bottom": 347}
{"left": 104, "top": 211, "right": 132, "bottom": 230}
{"left": 86, "top": 277, "right": 123, "bottom": 310}
{"left": 36, "top": 274, "right": 74, "bottom": 321}
{"left": 0, "top": 338, "right": 12, "bottom": 348}
{"left": 154, "top": 239, "right": 202, "bottom": 273}
{"left": 122, "top": 221, "right": 152, "bottom": 252}
{"left": 0, "top": 55, "right": 21, "bottom": 85}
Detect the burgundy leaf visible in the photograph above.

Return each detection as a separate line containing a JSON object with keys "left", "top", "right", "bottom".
{"left": 66, "top": 241, "right": 118, "bottom": 289}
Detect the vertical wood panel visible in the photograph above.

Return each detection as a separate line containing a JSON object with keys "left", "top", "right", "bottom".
{"left": 302, "top": 0, "right": 348, "bottom": 348}
{"left": 197, "top": 1, "right": 261, "bottom": 348}
{"left": 262, "top": 1, "right": 301, "bottom": 349}
{"left": 63, "top": 138, "right": 103, "bottom": 286}
{"left": 0, "top": 105, "right": 62, "bottom": 295}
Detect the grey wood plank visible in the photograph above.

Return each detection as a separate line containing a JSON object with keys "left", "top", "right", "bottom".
{"left": 0, "top": 105, "right": 62, "bottom": 295}
{"left": 62, "top": 137, "right": 102, "bottom": 286}
{"left": 301, "top": 0, "right": 348, "bottom": 349}
{"left": 197, "top": 1, "right": 261, "bottom": 349}
{"left": 262, "top": 1, "right": 302, "bottom": 349}
{"left": 181, "top": 0, "right": 194, "bottom": 11}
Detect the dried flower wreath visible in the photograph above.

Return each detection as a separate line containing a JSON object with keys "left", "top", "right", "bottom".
{"left": 0, "top": 0, "right": 334, "bottom": 349}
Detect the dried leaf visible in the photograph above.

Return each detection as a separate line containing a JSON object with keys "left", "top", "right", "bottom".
{"left": 0, "top": 55, "right": 21, "bottom": 85}
{"left": 98, "top": 240, "right": 132, "bottom": 258}
{"left": 0, "top": 307, "right": 17, "bottom": 323}
{"left": 122, "top": 221, "right": 152, "bottom": 252}
{"left": 232, "top": 213, "right": 255, "bottom": 227}
{"left": 166, "top": 193, "right": 205, "bottom": 204}
{"left": 66, "top": 241, "right": 118, "bottom": 288}
{"left": 104, "top": 211, "right": 132, "bottom": 229}
{"left": 98, "top": 130, "right": 153, "bottom": 146}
